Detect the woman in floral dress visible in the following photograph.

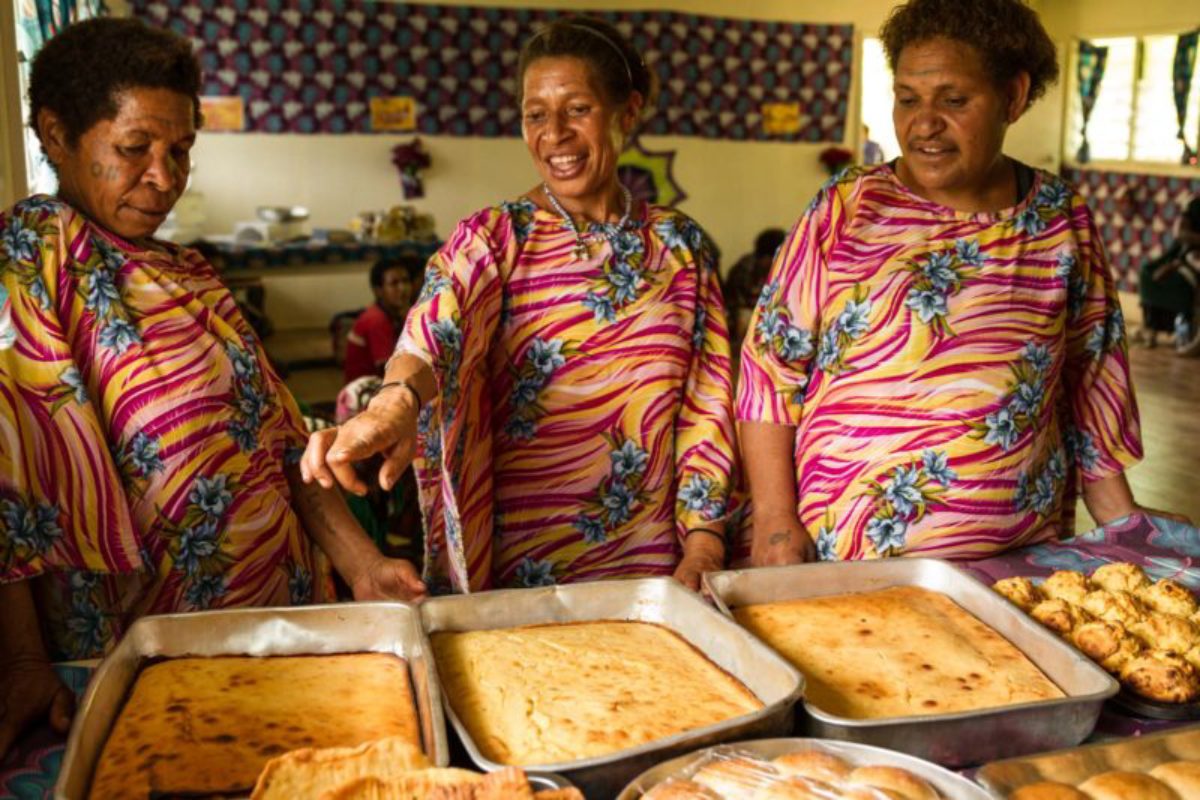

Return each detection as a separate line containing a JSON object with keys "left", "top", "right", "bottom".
{"left": 0, "top": 19, "right": 416, "bottom": 758}
{"left": 738, "top": 0, "right": 1186, "bottom": 566}
{"left": 304, "top": 17, "right": 735, "bottom": 593}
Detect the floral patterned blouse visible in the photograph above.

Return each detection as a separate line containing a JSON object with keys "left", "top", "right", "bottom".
{"left": 737, "top": 164, "right": 1142, "bottom": 560}
{"left": 0, "top": 196, "right": 329, "bottom": 659}
{"left": 396, "top": 199, "right": 737, "bottom": 592}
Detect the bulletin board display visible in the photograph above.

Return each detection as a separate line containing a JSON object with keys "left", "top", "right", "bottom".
{"left": 132, "top": 0, "right": 853, "bottom": 142}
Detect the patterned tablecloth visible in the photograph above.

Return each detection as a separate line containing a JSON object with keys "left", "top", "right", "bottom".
{"left": 4, "top": 513, "right": 1198, "bottom": 797}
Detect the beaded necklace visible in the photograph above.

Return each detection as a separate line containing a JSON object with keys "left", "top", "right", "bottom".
{"left": 541, "top": 182, "right": 633, "bottom": 259}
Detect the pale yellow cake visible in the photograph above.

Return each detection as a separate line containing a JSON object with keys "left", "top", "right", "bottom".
{"left": 88, "top": 653, "right": 420, "bottom": 799}
{"left": 733, "top": 586, "right": 1063, "bottom": 720}
{"left": 431, "top": 621, "right": 762, "bottom": 766}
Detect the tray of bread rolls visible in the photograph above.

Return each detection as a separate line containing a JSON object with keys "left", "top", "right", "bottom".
{"left": 991, "top": 562, "right": 1200, "bottom": 718}
{"left": 616, "top": 737, "right": 992, "bottom": 799}
{"left": 977, "top": 723, "right": 1200, "bottom": 799}
{"left": 703, "top": 559, "right": 1118, "bottom": 767}
{"left": 55, "top": 603, "right": 447, "bottom": 800}
{"left": 420, "top": 577, "right": 804, "bottom": 799}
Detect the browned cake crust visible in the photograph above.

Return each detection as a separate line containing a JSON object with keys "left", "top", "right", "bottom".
{"left": 88, "top": 653, "right": 420, "bottom": 798}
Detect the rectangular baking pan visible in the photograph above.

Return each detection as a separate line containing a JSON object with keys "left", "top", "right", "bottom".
{"left": 703, "top": 558, "right": 1118, "bottom": 767}
{"left": 420, "top": 576, "right": 804, "bottom": 798}
{"left": 54, "top": 602, "right": 447, "bottom": 800}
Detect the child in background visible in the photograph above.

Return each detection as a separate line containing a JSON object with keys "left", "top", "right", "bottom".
{"left": 344, "top": 251, "right": 425, "bottom": 382}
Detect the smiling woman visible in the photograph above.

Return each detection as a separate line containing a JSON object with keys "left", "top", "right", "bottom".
{"left": 303, "top": 17, "right": 737, "bottom": 595}
{"left": 0, "top": 18, "right": 418, "bottom": 760}
{"left": 737, "top": 0, "right": 1188, "bottom": 568}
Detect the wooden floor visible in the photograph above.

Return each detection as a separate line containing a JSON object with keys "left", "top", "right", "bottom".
{"left": 1103, "top": 342, "right": 1200, "bottom": 529}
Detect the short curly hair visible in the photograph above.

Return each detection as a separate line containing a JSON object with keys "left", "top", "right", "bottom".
{"left": 28, "top": 17, "right": 202, "bottom": 149}
{"left": 879, "top": 0, "right": 1059, "bottom": 105}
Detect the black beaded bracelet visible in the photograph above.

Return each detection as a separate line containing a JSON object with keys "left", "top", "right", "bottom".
{"left": 375, "top": 378, "right": 424, "bottom": 409}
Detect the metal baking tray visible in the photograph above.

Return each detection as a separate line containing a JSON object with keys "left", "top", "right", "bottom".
{"left": 617, "top": 737, "right": 994, "bottom": 799}
{"left": 703, "top": 559, "right": 1119, "bottom": 767}
{"left": 420, "top": 576, "right": 805, "bottom": 798}
{"left": 54, "top": 602, "right": 448, "bottom": 800}
{"left": 977, "top": 723, "right": 1200, "bottom": 795}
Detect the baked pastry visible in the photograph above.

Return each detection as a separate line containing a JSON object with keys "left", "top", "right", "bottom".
{"left": 1103, "top": 735, "right": 1175, "bottom": 773}
{"left": 1031, "top": 598, "right": 1091, "bottom": 636}
{"left": 1077, "top": 770, "right": 1182, "bottom": 800}
{"left": 693, "top": 755, "right": 779, "bottom": 795}
{"left": 1119, "top": 651, "right": 1200, "bottom": 703}
{"left": 1132, "top": 615, "right": 1200, "bottom": 654}
{"left": 733, "top": 586, "right": 1062, "bottom": 719}
{"left": 842, "top": 788, "right": 907, "bottom": 800}
{"left": 1081, "top": 590, "right": 1147, "bottom": 628}
{"left": 1042, "top": 571, "right": 1091, "bottom": 605}
{"left": 433, "top": 622, "right": 761, "bottom": 766}
{"left": 1167, "top": 728, "right": 1200, "bottom": 760}
{"left": 1139, "top": 579, "right": 1199, "bottom": 617}
{"left": 993, "top": 577, "right": 1044, "bottom": 612}
{"left": 845, "top": 766, "right": 939, "bottom": 800}
{"left": 771, "top": 750, "right": 852, "bottom": 783}
{"left": 1072, "top": 620, "right": 1142, "bottom": 673}
{"left": 90, "top": 654, "right": 421, "bottom": 799}
{"left": 1149, "top": 760, "right": 1200, "bottom": 797}
{"left": 1008, "top": 783, "right": 1091, "bottom": 799}
{"left": 642, "top": 780, "right": 723, "bottom": 799}
{"left": 323, "top": 770, "right": 484, "bottom": 800}
{"left": 252, "top": 737, "right": 428, "bottom": 800}
{"left": 1091, "top": 563, "right": 1151, "bottom": 594}
{"left": 751, "top": 776, "right": 838, "bottom": 800}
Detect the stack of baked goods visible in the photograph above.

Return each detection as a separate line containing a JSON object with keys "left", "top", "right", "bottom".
{"left": 431, "top": 621, "right": 763, "bottom": 765}
{"left": 252, "top": 738, "right": 582, "bottom": 799}
{"left": 639, "top": 748, "right": 943, "bottom": 799}
{"left": 979, "top": 724, "right": 1200, "bottom": 799}
{"left": 88, "top": 653, "right": 423, "bottom": 799}
{"left": 729, "top": 586, "right": 1062, "bottom": 719}
{"left": 991, "top": 563, "right": 1200, "bottom": 703}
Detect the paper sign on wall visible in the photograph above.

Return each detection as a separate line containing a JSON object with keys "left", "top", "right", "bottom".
{"left": 370, "top": 97, "right": 417, "bottom": 132}
{"left": 199, "top": 96, "right": 246, "bottom": 132}
{"left": 762, "top": 103, "right": 804, "bottom": 136}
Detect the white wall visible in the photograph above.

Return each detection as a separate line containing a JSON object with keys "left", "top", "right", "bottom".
{"left": 0, "top": 0, "right": 26, "bottom": 209}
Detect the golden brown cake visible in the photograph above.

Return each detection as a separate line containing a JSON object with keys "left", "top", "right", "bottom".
{"left": 1030, "top": 598, "right": 1092, "bottom": 636}
{"left": 993, "top": 577, "right": 1044, "bottom": 612}
{"left": 1091, "top": 563, "right": 1151, "bottom": 594}
{"left": 432, "top": 622, "right": 762, "bottom": 766}
{"left": 1077, "top": 770, "right": 1182, "bottom": 800}
{"left": 89, "top": 653, "right": 420, "bottom": 799}
{"left": 1042, "top": 571, "right": 1092, "bottom": 605}
{"left": 733, "top": 586, "right": 1062, "bottom": 719}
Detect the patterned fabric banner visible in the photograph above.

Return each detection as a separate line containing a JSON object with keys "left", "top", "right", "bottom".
{"left": 129, "top": 1, "right": 853, "bottom": 141}
{"left": 1062, "top": 166, "right": 1200, "bottom": 289}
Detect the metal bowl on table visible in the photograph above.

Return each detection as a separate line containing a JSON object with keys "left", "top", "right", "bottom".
{"left": 256, "top": 205, "right": 310, "bottom": 223}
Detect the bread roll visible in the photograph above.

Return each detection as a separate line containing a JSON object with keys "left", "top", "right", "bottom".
{"left": 842, "top": 788, "right": 907, "bottom": 800}
{"left": 641, "top": 779, "right": 723, "bottom": 799}
{"left": 1139, "top": 580, "right": 1198, "bottom": 618}
{"left": 1120, "top": 651, "right": 1200, "bottom": 703}
{"left": 1168, "top": 729, "right": 1200, "bottom": 761}
{"left": 846, "top": 766, "right": 939, "bottom": 800}
{"left": 771, "top": 750, "right": 852, "bottom": 782}
{"left": 693, "top": 756, "right": 778, "bottom": 796}
{"left": 1082, "top": 590, "right": 1147, "bottom": 628}
{"left": 994, "top": 577, "right": 1044, "bottom": 611}
{"left": 1008, "top": 783, "right": 1091, "bottom": 800}
{"left": 1104, "top": 735, "right": 1174, "bottom": 773}
{"left": 1131, "top": 615, "right": 1200, "bottom": 654}
{"left": 253, "top": 737, "right": 428, "bottom": 800}
{"left": 1072, "top": 620, "right": 1142, "bottom": 673}
{"left": 1091, "top": 563, "right": 1150, "bottom": 594}
{"left": 1149, "top": 761, "right": 1200, "bottom": 799}
{"left": 1078, "top": 770, "right": 1181, "bottom": 800}
{"left": 1031, "top": 598, "right": 1091, "bottom": 636}
{"left": 1042, "top": 571, "right": 1091, "bottom": 605}
{"left": 750, "top": 776, "right": 838, "bottom": 800}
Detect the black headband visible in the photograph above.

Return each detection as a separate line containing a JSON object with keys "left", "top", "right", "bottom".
{"left": 533, "top": 22, "right": 636, "bottom": 89}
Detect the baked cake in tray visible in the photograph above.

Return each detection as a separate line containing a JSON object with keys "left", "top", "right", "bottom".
{"left": 431, "top": 621, "right": 763, "bottom": 766}
{"left": 733, "top": 586, "right": 1063, "bottom": 719}
{"left": 88, "top": 653, "right": 420, "bottom": 799}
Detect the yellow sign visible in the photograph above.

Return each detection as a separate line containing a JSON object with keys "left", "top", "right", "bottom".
{"left": 370, "top": 96, "right": 417, "bottom": 132}
{"left": 761, "top": 102, "right": 803, "bottom": 136}
{"left": 199, "top": 96, "right": 245, "bottom": 132}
